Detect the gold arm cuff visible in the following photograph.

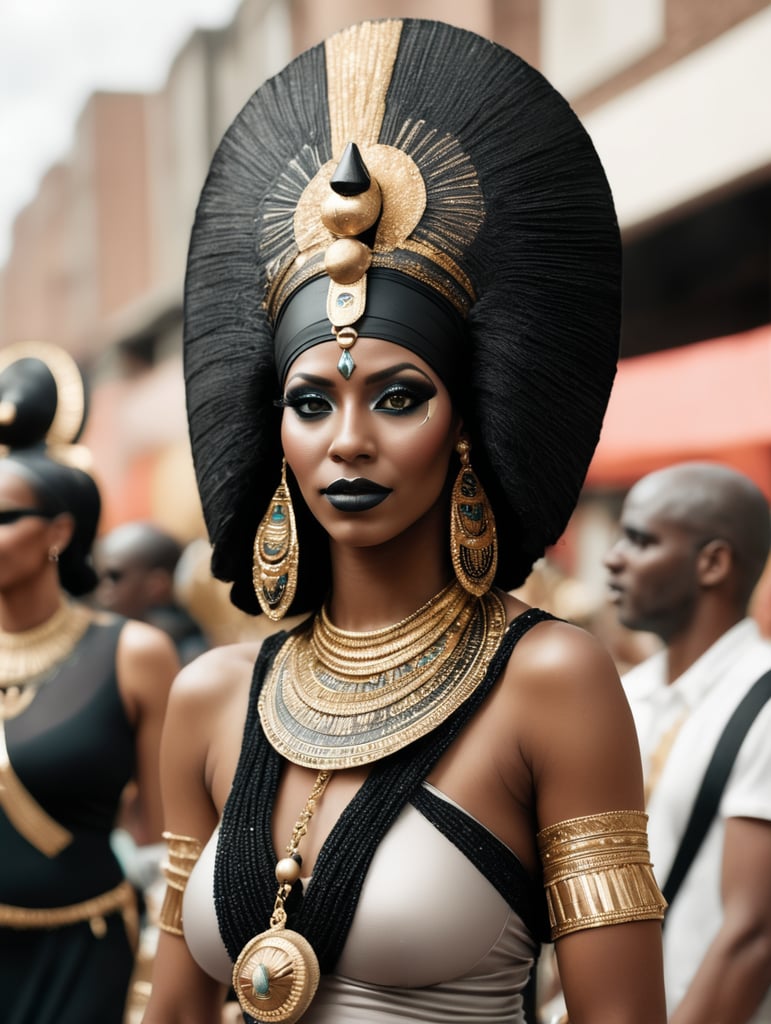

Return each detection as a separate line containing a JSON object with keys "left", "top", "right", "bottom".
{"left": 158, "top": 831, "right": 203, "bottom": 936}
{"left": 0, "top": 879, "right": 138, "bottom": 948}
{"left": 537, "top": 810, "right": 666, "bottom": 940}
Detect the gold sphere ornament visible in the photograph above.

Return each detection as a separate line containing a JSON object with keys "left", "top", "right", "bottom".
{"left": 324, "top": 237, "right": 372, "bottom": 284}
{"left": 320, "top": 180, "right": 382, "bottom": 237}
{"left": 275, "top": 856, "right": 302, "bottom": 884}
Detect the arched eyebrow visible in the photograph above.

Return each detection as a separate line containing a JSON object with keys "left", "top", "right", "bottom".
{"left": 286, "top": 363, "right": 434, "bottom": 388}
{"left": 285, "top": 372, "right": 335, "bottom": 387}
{"left": 363, "top": 363, "right": 434, "bottom": 385}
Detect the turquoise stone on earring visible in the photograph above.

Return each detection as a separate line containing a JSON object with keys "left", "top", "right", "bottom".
{"left": 337, "top": 349, "right": 355, "bottom": 379}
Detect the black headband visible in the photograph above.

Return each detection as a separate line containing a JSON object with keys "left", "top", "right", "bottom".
{"left": 273, "top": 268, "right": 468, "bottom": 391}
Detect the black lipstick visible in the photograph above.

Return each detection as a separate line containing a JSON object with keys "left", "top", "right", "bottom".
{"left": 321, "top": 478, "right": 392, "bottom": 512}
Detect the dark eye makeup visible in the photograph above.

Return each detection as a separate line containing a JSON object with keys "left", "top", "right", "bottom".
{"left": 374, "top": 380, "right": 436, "bottom": 414}
{"left": 277, "top": 390, "right": 333, "bottom": 418}
{"left": 277, "top": 375, "right": 437, "bottom": 420}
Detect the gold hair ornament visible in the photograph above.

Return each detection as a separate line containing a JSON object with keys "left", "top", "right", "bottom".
{"left": 450, "top": 440, "right": 498, "bottom": 596}
{"left": 232, "top": 769, "right": 331, "bottom": 1023}
{"left": 158, "top": 832, "right": 204, "bottom": 937}
{"left": 253, "top": 459, "right": 299, "bottom": 621}
{"left": 320, "top": 143, "right": 382, "bottom": 379}
{"left": 537, "top": 810, "right": 666, "bottom": 939}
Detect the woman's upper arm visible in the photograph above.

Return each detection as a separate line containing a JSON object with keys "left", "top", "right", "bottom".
{"left": 515, "top": 619, "right": 645, "bottom": 828}
{"left": 158, "top": 648, "right": 231, "bottom": 843}
{"left": 143, "top": 648, "right": 247, "bottom": 1023}
{"left": 512, "top": 619, "right": 666, "bottom": 1024}
{"left": 116, "top": 619, "right": 180, "bottom": 844}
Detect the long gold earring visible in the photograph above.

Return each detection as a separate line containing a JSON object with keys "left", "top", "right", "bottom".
{"left": 252, "top": 459, "right": 299, "bottom": 620}
{"left": 450, "top": 439, "right": 497, "bottom": 596}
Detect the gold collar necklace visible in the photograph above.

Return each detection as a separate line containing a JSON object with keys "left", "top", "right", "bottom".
{"left": 0, "top": 600, "right": 93, "bottom": 691}
{"left": 259, "top": 581, "right": 507, "bottom": 769}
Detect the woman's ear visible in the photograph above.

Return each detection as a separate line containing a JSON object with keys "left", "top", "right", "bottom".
{"left": 48, "top": 512, "right": 76, "bottom": 556}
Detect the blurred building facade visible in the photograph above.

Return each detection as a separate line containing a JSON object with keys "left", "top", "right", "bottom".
{"left": 0, "top": 0, "right": 769, "bottom": 607}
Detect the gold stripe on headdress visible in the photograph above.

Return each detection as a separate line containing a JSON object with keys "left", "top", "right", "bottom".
{"left": 325, "top": 20, "right": 403, "bottom": 158}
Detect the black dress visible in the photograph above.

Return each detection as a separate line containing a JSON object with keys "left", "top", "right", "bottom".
{"left": 0, "top": 616, "right": 137, "bottom": 1024}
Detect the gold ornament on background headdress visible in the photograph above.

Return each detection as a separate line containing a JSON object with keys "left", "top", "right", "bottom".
{"left": 450, "top": 439, "right": 498, "bottom": 596}
{"left": 0, "top": 341, "right": 85, "bottom": 447}
{"left": 0, "top": 340, "right": 93, "bottom": 472}
{"left": 232, "top": 769, "right": 331, "bottom": 1023}
{"left": 253, "top": 459, "right": 299, "bottom": 621}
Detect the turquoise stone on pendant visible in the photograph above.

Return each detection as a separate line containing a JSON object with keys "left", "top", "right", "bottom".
{"left": 252, "top": 962, "right": 271, "bottom": 998}
{"left": 337, "top": 349, "right": 355, "bottom": 379}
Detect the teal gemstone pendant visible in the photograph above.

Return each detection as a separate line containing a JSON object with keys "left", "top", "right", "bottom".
{"left": 337, "top": 349, "right": 355, "bottom": 379}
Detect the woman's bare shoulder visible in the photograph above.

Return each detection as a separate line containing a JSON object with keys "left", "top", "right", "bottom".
{"left": 500, "top": 590, "right": 621, "bottom": 697}
{"left": 497, "top": 592, "right": 644, "bottom": 821}
{"left": 168, "top": 639, "right": 265, "bottom": 710}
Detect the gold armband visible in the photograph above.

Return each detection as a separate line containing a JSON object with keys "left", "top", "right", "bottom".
{"left": 537, "top": 810, "right": 666, "bottom": 940}
{"left": 158, "top": 831, "right": 203, "bottom": 936}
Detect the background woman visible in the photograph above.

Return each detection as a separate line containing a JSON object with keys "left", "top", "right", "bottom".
{"left": 144, "top": 19, "right": 667, "bottom": 1024}
{"left": 0, "top": 342, "right": 179, "bottom": 1024}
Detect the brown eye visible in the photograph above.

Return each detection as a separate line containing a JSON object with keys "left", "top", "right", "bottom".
{"left": 384, "top": 394, "right": 408, "bottom": 410}
{"left": 374, "top": 382, "right": 435, "bottom": 415}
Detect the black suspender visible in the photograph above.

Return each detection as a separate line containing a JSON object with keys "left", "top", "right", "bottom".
{"left": 661, "top": 668, "right": 771, "bottom": 910}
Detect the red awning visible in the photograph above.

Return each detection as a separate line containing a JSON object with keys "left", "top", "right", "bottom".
{"left": 586, "top": 324, "right": 771, "bottom": 496}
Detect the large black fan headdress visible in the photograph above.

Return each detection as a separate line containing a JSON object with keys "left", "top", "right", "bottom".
{"left": 184, "top": 19, "right": 621, "bottom": 615}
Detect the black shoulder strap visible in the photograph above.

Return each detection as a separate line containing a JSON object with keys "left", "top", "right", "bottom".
{"left": 661, "top": 667, "right": 771, "bottom": 910}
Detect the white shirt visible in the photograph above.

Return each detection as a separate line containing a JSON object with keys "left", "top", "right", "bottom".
{"left": 623, "top": 619, "right": 771, "bottom": 1021}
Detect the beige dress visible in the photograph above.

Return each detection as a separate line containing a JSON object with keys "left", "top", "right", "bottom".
{"left": 184, "top": 784, "right": 538, "bottom": 1023}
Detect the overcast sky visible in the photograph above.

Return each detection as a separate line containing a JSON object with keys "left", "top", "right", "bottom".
{"left": 0, "top": 0, "right": 242, "bottom": 265}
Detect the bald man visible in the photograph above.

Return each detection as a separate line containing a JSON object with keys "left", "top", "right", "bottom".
{"left": 605, "top": 462, "right": 771, "bottom": 1023}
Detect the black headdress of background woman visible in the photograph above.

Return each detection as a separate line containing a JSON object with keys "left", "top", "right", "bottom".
{"left": 184, "top": 18, "right": 621, "bottom": 618}
{"left": 0, "top": 342, "right": 100, "bottom": 596}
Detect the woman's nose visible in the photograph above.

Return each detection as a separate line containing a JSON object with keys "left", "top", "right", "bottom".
{"left": 327, "top": 405, "right": 376, "bottom": 463}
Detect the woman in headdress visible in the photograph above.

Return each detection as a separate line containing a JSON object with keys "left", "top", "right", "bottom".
{"left": 145, "top": 20, "right": 667, "bottom": 1024}
{"left": 0, "top": 342, "right": 179, "bottom": 1023}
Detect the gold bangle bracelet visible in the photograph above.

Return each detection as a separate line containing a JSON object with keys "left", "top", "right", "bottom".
{"left": 158, "top": 831, "right": 203, "bottom": 937}
{"left": 537, "top": 810, "right": 666, "bottom": 940}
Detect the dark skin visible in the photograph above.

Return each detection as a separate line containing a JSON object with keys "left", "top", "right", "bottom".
{"left": 0, "top": 465, "right": 179, "bottom": 848}
{"left": 605, "top": 462, "right": 771, "bottom": 1023}
{"left": 144, "top": 340, "right": 666, "bottom": 1024}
